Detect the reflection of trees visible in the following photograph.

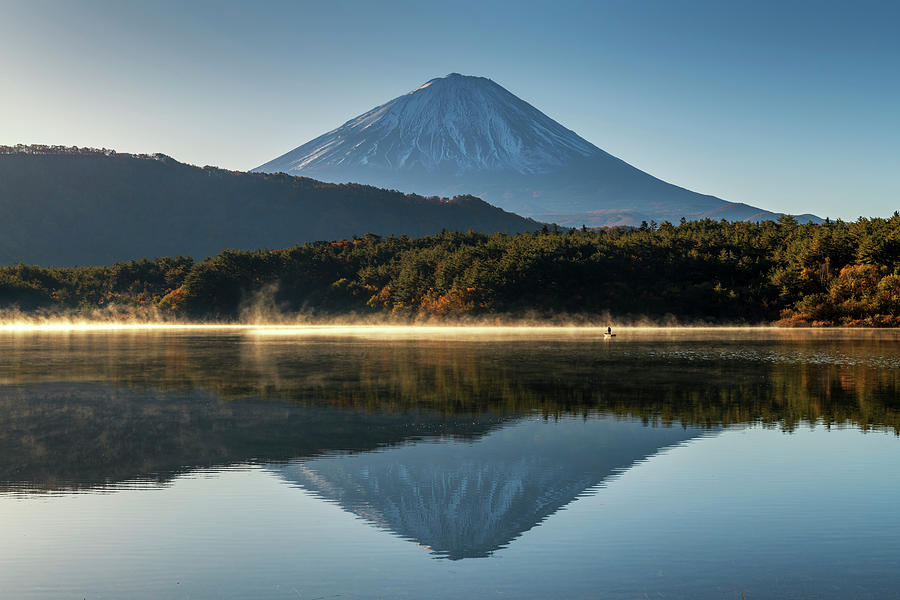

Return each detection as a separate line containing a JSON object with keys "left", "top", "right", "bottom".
{"left": 2, "top": 332, "right": 899, "bottom": 492}
{"left": 1, "top": 332, "right": 898, "bottom": 433}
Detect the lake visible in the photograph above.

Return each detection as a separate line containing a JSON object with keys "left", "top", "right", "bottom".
{"left": 1, "top": 326, "right": 898, "bottom": 599}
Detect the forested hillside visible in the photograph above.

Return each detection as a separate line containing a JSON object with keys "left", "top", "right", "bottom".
{"left": 2, "top": 216, "right": 899, "bottom": 325}
{"left": 0, "top": 146, "right": 539, "bottom": 265}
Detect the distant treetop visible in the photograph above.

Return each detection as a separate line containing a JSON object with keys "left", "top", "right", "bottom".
{"left": 0, "top": 144, "right": 168, "bottom": 161}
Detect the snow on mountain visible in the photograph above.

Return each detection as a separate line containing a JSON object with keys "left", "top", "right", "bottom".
{"left": 254, "top": 74, "right": 820, "bottom": 227}
{"left": 257, "top": 73, "right": 600, "bottom": 176}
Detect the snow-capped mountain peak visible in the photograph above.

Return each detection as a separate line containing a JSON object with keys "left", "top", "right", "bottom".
{"left": 255, "top": 73, "right": 599, "bottom": 177}
{"left": 254, "top": 74, "right": 820, "bottom": 227}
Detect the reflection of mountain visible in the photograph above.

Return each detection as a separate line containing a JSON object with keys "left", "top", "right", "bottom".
{"left": 275, "top": 417, "right": 708, "bottom": 559}
{"left": 0, "top": 383, "right": 506, "bottom": 492}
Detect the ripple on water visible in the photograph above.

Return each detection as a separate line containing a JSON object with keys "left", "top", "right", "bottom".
{"left": 631, "top": 346, "right": 900, "bottom": 369}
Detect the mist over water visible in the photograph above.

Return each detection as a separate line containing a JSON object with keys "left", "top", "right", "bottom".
{"left": 0, "top": 277, "right": 759, "bottom": 330}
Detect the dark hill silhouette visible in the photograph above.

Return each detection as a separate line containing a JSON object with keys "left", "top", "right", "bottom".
{"left": 0, "top": 147, "right": 540, "bottom": 266}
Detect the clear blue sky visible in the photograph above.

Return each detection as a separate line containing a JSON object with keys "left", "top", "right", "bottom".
{"left": 2, "top": 0, "right": 897, "bottom": 219}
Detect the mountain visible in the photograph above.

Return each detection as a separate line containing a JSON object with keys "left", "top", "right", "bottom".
{"left": 0, "top": 148, "right": 539, "bottom": 266}
{"left": 255, "top": 73, "right": 820, "bottom": 227}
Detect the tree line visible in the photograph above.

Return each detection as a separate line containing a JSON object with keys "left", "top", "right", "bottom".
{"left": 2, "top": 215, "right": 899, "bottom": 324}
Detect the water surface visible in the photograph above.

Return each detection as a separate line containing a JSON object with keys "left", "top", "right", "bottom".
{"left": 1, "top": 327, "right": 898, "bottom": 598}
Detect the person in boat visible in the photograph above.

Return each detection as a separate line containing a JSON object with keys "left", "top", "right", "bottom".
{"left": 607, "top": 326, "right": 612, "bottom": 335}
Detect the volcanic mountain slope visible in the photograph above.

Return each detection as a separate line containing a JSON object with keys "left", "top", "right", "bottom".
{"left": 255, "top": 73, "right": 820, "bottom": 227}
{"left": 0, "top": 148, "right": 539, "bottom": 266}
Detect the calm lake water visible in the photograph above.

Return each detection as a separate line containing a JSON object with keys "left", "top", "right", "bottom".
{"left": 1, "top": 327, "right": 898, "bottom": 599}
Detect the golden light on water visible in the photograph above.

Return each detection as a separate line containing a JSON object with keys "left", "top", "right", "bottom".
{"left": 0, "top": 322, "right": 616, "bottom": 336}
{"left": 0, "top": 321, "right": 244, "bottom": 333}
{"left": 0, "top": 321, "right": 894, "bottom": 342}
{"left": 249, "top": 325, "right": 606, "bottom": 337}
{"left": 0, "top": 320, "right": 804, "bottom": 337}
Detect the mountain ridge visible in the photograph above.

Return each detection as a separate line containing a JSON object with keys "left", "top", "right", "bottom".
{"left": 0, "top": 147, "right": 539, "bottom": 266}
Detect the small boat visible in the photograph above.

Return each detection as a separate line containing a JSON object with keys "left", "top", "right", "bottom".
{"left": 604, "top": 332, "right": 616, "bottom": 339}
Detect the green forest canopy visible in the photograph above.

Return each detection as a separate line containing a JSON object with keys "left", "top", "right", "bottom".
{"left": 2, "top": 215, "right": 900, "bottom": 325}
